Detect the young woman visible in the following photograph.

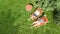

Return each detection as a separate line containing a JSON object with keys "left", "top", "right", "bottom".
{"left": 30, "top": 7, "right": 43, "bottom": 20}
{"left": 30, "top": 15, "right": 48, "bottom": 28}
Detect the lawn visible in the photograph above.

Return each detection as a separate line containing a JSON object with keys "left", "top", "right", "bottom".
{"left": 0, "top": 0, "right": 60, "bottom": 34}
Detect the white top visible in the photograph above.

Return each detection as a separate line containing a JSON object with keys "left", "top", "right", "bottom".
{"left": 38, "top": 19, "right": 44, "bottom": 23}
{"left": 35, "top": 10, "right": 40, "bottom": 16}
{"left": 36, "top": 19, "right": 44, "bottom": 24}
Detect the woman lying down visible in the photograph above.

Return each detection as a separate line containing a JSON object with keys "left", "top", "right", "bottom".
{"left": 30, "top": 15, "right": 49, "bottom": 28}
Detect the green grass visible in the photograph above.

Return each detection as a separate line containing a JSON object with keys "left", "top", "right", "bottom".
{"left": 0, "top": 0, "right": 60, "bottom": 34}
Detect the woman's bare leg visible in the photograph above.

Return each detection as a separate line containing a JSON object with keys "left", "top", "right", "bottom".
{"left": 31, "top": 22, "right": 37, "bottom": 25}
{"left": 30, "top": 24, "right": 37, "bottom": 28}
